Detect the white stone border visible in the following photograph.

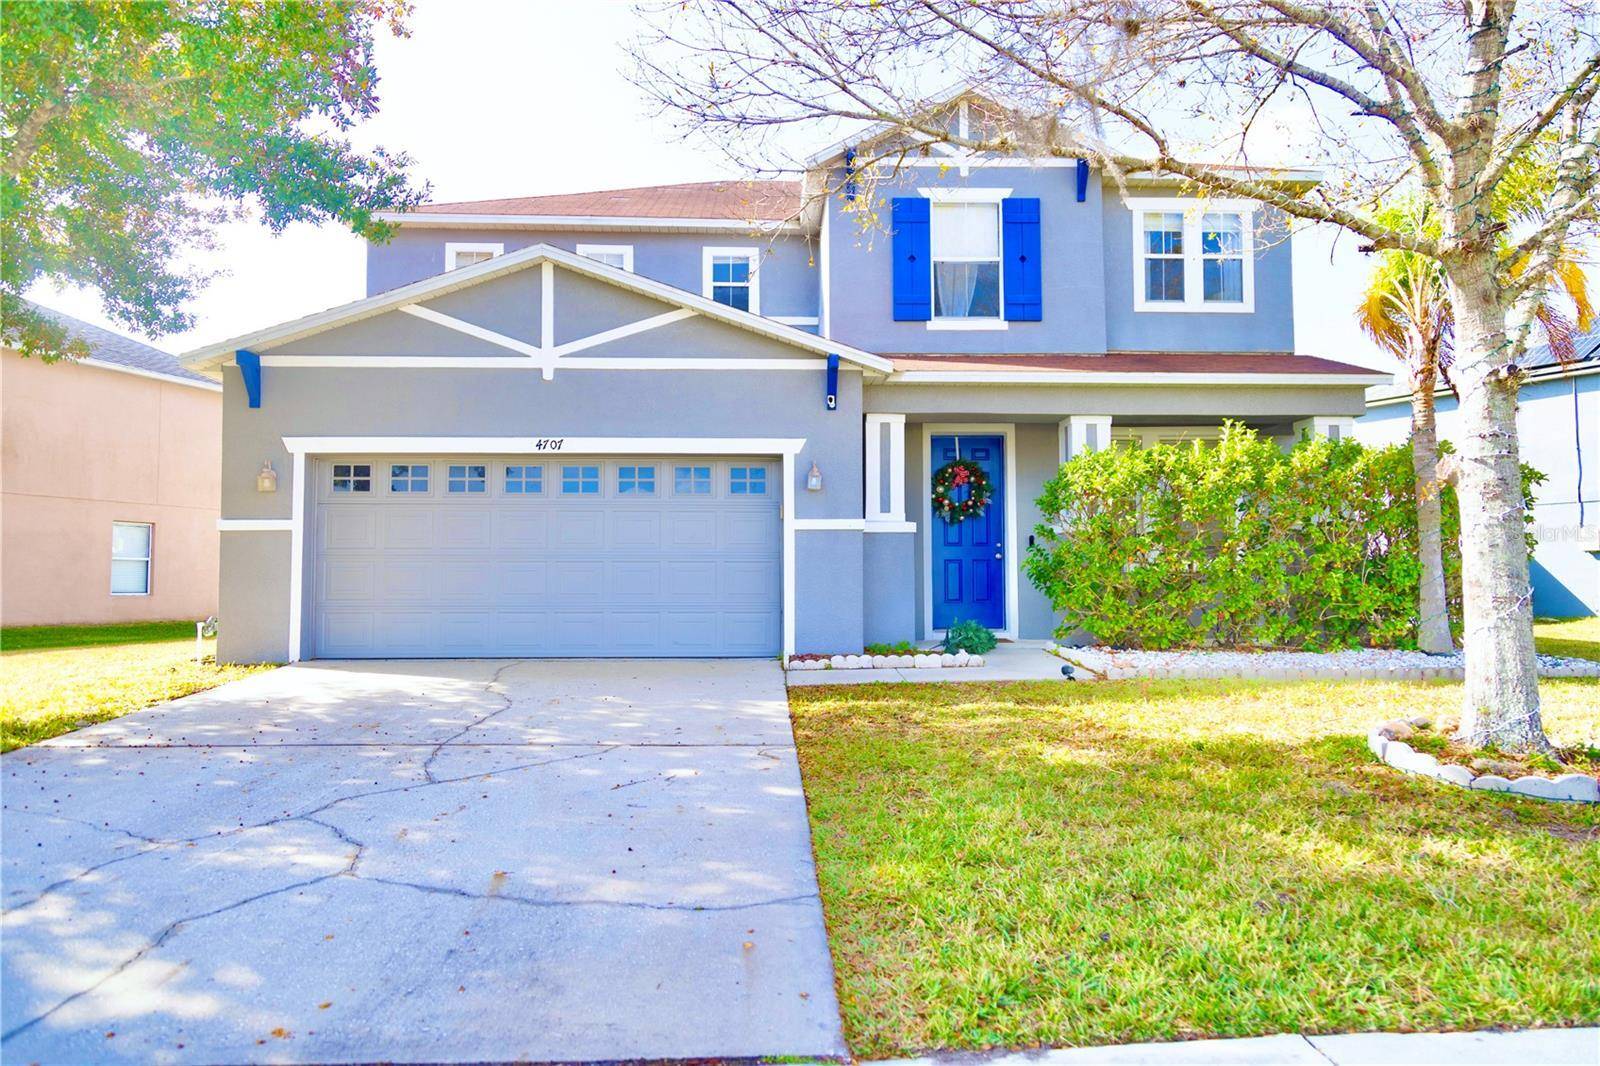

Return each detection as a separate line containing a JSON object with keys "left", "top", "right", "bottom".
{"left": 1047, "top": 644, "right": 1600, "bottom": 682}
{"left": 786, "top": 652, "right": 986, "bottom": 672}
{"left": 1367, "top": 731, "right": 1600, "bottom": 803}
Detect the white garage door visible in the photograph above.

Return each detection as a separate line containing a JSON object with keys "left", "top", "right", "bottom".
{"left": 310, "top": 455, "right": 781, "bottom": 658}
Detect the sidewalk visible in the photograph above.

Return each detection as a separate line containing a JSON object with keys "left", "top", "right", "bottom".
{"left": 874, "top": 1027, "right": 1599, "bottom": 1065}
{"left": 785, "top": 641, "right": 1069, "bottom": 687}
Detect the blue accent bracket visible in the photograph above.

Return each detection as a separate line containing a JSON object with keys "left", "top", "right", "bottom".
{"left": 1075, "top": 159, "right": 1089, "bottom": 202}
{"left": 825, "top": 353, "right": 839, "bottom": 411}
{"left": 237, "top": 349, "right": 262, "bottom": 409}
{"left": 844, "top": 148, "right": 858, "bottom": 202}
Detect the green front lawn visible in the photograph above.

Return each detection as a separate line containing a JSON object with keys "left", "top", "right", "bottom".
{"left": 1, "top": 624, "right": 272, "bottom": 752}
{"left": 790, "top": 678, "right": 1600, "bottom": 1057}
{"left": 1534, "top": 616, "right": 1600, "bottom": 661}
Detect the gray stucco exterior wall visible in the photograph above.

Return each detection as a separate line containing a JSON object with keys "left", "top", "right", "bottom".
{"left": 863, "top": 532, "right": 916, "bottom": 645}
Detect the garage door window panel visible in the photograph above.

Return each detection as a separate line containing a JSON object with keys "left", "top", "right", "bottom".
{"left": 505, "top": 465, "right": 543, "bottom": 494}
{"left": 674, "top": 465, "right": 713, "bottom": 496}
{"left": 333, "top": 464, "right": 371, "bottom": 493}
{"left": 448, "top": 464, "right": 487, "bottom": 493}
{"left": 729, "top": 466, "right": 767, "bottom": 495}
{"left": 390, "top": 464, "right": 430, "bottom": 493}
{"left": 562, "top": 465, "right": 600, "bottom": 495}
{"left": 617, "top": 464, "right": 656, "bottom": 495}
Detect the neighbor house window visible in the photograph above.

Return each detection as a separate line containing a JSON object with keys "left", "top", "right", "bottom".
{"left": 444, "top": 242, "right": 504, "bottom": 272}
{"left": 332, "top": 463, "right": 371, "bottom": 492}
{"left": 1130, "top": 199, "right": 1255, "bottom": 312}
{"left": 674, "top": 465, "right": 712, "bottom": 496}
{"left": 702, "top": 248, "right": 758, "bottom": 313}
{"left": 561, "top": 465, "right": 600, "bottom": 494}
{"left": 576, "top": 244, "right": 634, "bottom": 272}
{"left": 931, "top": 201, "right": 1002, "bottom": 320}
{"left": 111, "top": 522, "right": 152, "bottom": 596}
{"left": 617, "top": 464, "right": 655, "bottom": 494}
{"left": 504, "top": 465, "right": 543, "bottom": 494}
{"left": 389, "top": 464, "right": 429, "bottom": 493}
{"left": 447, "top": 464, "right": 487, "bottom": 493}
{"left": 729, "top": 466, "right": 767, "bottom": 495}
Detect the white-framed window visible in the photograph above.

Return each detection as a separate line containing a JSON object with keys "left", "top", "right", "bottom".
{"left": 389, "top": 463, "right": 429, "bottom": 493}
{"left": 576, "top": 244, "right": 634, "bottom": 272}
{"left": 702, "top": 247, "right": 759, "bottom": 313}
{"left": 447, "top": 463, "right": 487, "bottom": 493}
{"left": 1110, "top": 426, "right": 1225, "bottom": 451}
{"left": 332, "top": 463, "right": 371, "bottom": 492}
{"left": 931, "top": 201, "right": 1002, "bottom": 323}
{"left": 1128, "top": 198, "right": 1256, "bottom": 313}
{"left": 504, "top": 465, "right": 543, "bottom": 494}
{"left": 111, "top": 522, "right": 153, "bottom": 596}
{"left": 444, "top": 242, "right": 504, "bottom": 272}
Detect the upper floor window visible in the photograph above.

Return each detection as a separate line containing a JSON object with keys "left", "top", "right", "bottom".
{"left": 444, "top": 242, "right": 504, "bottom": 272}
{"left": 576, "top": 244, "right": 634, "bottom": 272}
{"left": 702, "top": 248, "right": 759, "bottom": 313}
{"left": 931, "top": 201, "right": 1001, "bottom": 321}
{"left": 1129, "top": 198, "right": 1255, "bottom": 313}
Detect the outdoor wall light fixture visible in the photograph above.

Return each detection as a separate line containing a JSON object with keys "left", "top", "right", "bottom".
{"left": 806, "top": 461, "right": 823, "bottom": 491}
{"left": 256, "top": 460, "right": 278, "bottom": 493}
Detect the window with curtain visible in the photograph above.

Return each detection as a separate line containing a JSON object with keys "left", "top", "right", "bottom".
{"left": 1201, "top": 212, "right": 1245, "bottom": 303}
{"left": 931, "top": 202, "right": 1001, "bottom": 318}
{"left": 1141, "top": 212, "right": 1186, "bottom": 303}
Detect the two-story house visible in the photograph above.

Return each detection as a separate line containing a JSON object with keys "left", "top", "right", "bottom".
{"left": 184, "top": 95, "right": 1386, "bottom": 663}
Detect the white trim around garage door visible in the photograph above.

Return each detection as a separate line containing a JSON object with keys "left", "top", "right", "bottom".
{"left": 921, "top": 422, "right": 1019, "bottom": 644}
{"left": 278, "top": 435, "right": 807, "bottom": 664}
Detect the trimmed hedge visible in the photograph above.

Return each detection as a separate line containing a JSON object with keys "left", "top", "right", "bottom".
{"left": 1024, "top": 422, "right": 1540, "bottom": 650}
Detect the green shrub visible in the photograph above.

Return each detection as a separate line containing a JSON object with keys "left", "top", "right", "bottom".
{"left": 865, "top": 640, "right": 917, "bottom": 656}
{"left": 942, "top": 618, "right": 998, "bottom": 655}
{"left": 1024, "top": 422, "right": 1541, "bottom": 650}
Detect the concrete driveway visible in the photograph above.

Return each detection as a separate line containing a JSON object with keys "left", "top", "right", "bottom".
{"left": 1, "top": 660, "right": 846, "bottom": 1064}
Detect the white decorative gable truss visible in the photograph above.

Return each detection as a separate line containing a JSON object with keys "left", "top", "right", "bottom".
{"left": 180, "top": 243, "right": 891, "bottom": 382}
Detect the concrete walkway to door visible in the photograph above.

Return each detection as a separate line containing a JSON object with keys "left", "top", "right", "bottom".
{"left": 1, "top": 659, "right": 846, "bottom": 1063}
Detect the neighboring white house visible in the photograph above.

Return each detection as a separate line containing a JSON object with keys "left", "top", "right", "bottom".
{"left": 1355, "top": 328, "right": 1600, "bottom": 618}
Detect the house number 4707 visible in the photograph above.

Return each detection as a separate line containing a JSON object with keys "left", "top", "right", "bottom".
{"left": 532, "top": 438, "right": 565, "bottom": 451}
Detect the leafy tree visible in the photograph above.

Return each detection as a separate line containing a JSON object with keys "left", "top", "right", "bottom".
{"left": 634, "top": 0, "right": 1600, "bottom": 752}
{"left": 2, "top": 0, "right": 427, "bottom": 360}
{"left": 1357, "top": 198, "right": 1593, "bottom": 658}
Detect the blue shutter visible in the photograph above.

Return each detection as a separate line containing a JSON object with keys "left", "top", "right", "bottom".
{"left": 891, "top": 197, "right": 931, "bottom": 321}
{"left": 1002, "top": 197, "right": 1042, "bottom": 321}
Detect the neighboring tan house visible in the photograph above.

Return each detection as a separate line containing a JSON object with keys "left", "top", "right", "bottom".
{"left": 1356, "top": 327, "right": 1599, "bottom": 618}
{"left": 2, "top": 304, "right": 222, "bottom": 627}
{"left": 181, "top": 91, "right": 1386, "bottom": 664}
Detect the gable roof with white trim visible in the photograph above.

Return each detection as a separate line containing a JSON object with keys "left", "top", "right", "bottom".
{"left": 181, "top": 243, "right": 891, "bottom": 376}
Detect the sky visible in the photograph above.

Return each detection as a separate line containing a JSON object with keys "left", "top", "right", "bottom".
{"left": 28, "top": 0, "right": 1394, "bottom": 371}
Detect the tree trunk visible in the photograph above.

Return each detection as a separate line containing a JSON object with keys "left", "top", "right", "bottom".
{"left": 1409, "top": 375, "right": 1455, "bottom": 654}
{"left": 1447, "top": 274, "right": 1551, "bottom": 753}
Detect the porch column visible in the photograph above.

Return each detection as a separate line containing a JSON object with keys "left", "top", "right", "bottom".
{"left": 864, "top": 413, "right": 910, "bottom": 527}
{"left": 1058, "top": 415, "right": 1113, "bottom": 462}
{"left": 1293, "top": 416, "right": 1356, "bottom": 442}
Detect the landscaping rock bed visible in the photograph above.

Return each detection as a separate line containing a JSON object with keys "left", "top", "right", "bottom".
{"left": 1367, "top": 719, "right": 1600, "bottom": 803}
{"left": 1049, "top": 644, "right": 1600, "bottom": 682}
{"left": 786, "top": 651, "right": 985, "bottom": 671}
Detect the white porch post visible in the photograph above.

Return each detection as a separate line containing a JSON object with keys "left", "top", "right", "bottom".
{"left": 865, "top": 413, "right": 910, "bottom": 528}
{"left": 1059, "top": 415, "right": 1113, "bottom": 462}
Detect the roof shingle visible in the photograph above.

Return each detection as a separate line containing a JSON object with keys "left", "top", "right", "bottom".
{"left": 412, "top": 180, "right": 802, "bottom": 222}
{"left": 22, "top": 302, "right": 211, "bottom": 384}
{"left": 887, "top": 352, "right": 1385, "bottom": 376}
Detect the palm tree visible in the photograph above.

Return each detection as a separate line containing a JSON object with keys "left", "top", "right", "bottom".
{"left": 1357, "top": 200, "right": 1593, "bottom": 655}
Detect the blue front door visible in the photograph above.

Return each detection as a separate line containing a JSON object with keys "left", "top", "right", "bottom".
{"left": 931, "top": 434, "right": 1005, "bottom": 631}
